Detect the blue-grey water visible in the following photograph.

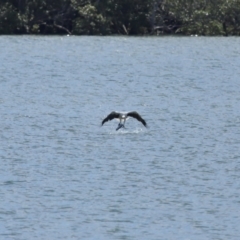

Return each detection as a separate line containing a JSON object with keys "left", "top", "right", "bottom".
{"left": 0, "top": 36, "right": 240, "bottom": 240}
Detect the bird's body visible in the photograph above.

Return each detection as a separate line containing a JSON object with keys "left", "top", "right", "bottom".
{"left": 102, "top": 111, "right": 147, "bottom": 131}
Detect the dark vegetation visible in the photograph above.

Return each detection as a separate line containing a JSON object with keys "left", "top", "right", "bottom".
{"left": 1, "top": 0, "right": 240, "bottom": 35}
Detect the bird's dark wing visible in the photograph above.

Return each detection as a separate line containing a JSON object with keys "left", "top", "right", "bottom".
{"left": 102, "top": 111, "right": 120, "bottom": 125}
{"left": 127, "top": 111, "right": 147, "bottom": 127}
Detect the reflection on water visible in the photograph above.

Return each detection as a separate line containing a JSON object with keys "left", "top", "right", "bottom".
{"left": 0, "top": 36, "right": 240, "bottom": 240}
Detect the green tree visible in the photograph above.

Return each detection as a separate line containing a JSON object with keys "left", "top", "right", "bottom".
{"left": 0, "top": 0, "right": 240, "bottom": 35}
{"left": 0, "top": 2, "right": 22, "bottom": 34}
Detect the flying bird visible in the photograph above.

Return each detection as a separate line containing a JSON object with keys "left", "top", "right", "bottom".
{"left": 102, "top": 111, "right": 147, "bottom": 131}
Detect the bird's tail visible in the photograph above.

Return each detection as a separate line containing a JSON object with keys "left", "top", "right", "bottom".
{"left": 116, "top": 123, "right": 124, "bottom": 131}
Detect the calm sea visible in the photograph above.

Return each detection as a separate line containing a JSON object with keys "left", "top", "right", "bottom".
{"left": 0, "top": 36, "right": 240, "bottom": 240}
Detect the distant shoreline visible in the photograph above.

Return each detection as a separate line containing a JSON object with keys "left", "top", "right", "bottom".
{"left": 1, "top": 1, "right": 239, "bottom": 36}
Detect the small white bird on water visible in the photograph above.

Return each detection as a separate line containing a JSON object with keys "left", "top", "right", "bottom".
{"left": 102, "top": 111, "right": 147, "bottom": 131}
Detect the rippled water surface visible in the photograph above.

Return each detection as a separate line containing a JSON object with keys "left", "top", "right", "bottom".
{"left": 0, "top": 36, "right": 240, "bottom": 240}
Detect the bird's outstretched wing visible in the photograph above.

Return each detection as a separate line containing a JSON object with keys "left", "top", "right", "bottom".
{"left": 102, "top": 111, "right": 120, "bottom": 125}
{"left": 127, "top": 111, "right": 147, "bottom": 127}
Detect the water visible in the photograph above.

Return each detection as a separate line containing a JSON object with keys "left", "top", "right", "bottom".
{"left": 0, "top": 36, "right": 240, "bottom": 240}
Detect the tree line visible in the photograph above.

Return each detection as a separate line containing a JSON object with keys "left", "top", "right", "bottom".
{"left": 0, "top": 0, "right": 240, "bottom": 35}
